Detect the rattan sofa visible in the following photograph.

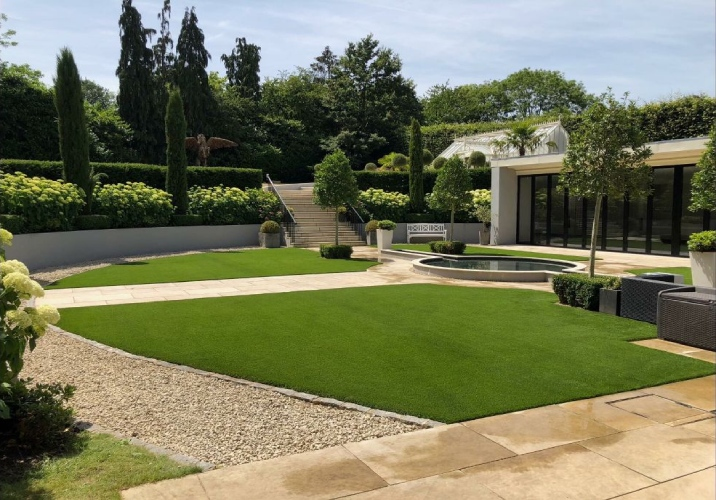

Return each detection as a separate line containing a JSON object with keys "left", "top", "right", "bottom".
{"left": 657, "top": 287, "right": 716, "bottom": 352}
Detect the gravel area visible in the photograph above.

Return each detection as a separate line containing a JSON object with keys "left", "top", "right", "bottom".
{"left": 22, "top": 325, "right": 418, "bottom": 468}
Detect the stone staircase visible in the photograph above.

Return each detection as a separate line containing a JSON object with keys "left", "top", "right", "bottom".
{"left": 276, "top": 186, "right": 365, "bottom": 248}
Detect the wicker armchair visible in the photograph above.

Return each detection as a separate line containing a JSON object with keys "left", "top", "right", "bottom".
{"left": 620, "top": 277, "right": 688, "bottom": 324}
{"left": 657, "top": 287, "right": 716, "bottom": 352}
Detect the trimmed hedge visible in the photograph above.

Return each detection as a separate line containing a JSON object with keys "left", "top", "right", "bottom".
{"left": 0, "top": 159, "right": 262, "bottom": 190}
{"left": 552, "top": 274, "right": 621, "bottom": 311}
{"left": 74, "top": 214, "right": 111, "bottom": 231}
{"left": 171, "top": 214, "right": 204, "bottom": 227}
{"left": 0, "top": 214, "right": 25, "bottom": 234}
{"left": 429, "top": 240, "right": 466, "bottom": 255}
{"left": 319, "top": 244, "right": 353, "bottom": 259}
{"left": 355, "top": 168, "right": 490, "bottom": 194}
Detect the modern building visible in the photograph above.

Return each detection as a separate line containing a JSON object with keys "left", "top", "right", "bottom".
{"left": 491, "top": 136, "right": 714, "bottom": 257}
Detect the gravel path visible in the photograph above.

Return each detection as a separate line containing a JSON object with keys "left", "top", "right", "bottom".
{"left": 23, "top": 329, "right": 417, "bottom": 467}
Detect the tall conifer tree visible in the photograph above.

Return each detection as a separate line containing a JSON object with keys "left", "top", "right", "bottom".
{"left": 165, "top": 88, "right": 188, "bottom": 214}
{"left": 409, "top": 118, "right": 424, "bottom": 212}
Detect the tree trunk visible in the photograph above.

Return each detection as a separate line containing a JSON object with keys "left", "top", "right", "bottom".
{"left": 450, "top": 209, "right": 455, "bottom": 241}
{"left": 589, "top": 195, "right": 603, "bottom": 277}
{"left": 335, "top": 207, "right": 339, "bottom": 245}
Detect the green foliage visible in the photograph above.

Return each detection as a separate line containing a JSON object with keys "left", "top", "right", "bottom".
{"left": 0, "top": 380, "right": 75, "bottom": 455}
{"left": 422, "top": 149, "right": 433, "bottom": 166}
{"left": 690, "top": 126, "right": 716, "bottom": 212}
{"left": 354, "top": 168, "right": 489, "bottom": 194}
{"left": 260, "top": 220, "right": 281, "bottom": 233}
{"left": 313, "top": 150, "right": 360, "bottom": 244}
{"left": 0, "top": 159, "right": 262, "bottom": 190}
{"left": 432, "top": 157, "right": 447, "bottom": 169}
{"left": 54, "top": 48, "right": 91, "bottom": 210}
{"left": 187, "top": 186, "right": 280, "bottom": 225}
{"left": 471, "top": 189, "right": 492, "bottom": 226}
{"left": 429, "top": 240, "right": 466, "bottom": 255}
{"left": 405, "top": 213, "right": 436, "bottom": 223}
{"left": 468, "top": 151, "right": 486, "bottom": 168}
{"left": 93, "top": 182, "right": 173, "bottom": 228}
{"left": 222, "top": 37, "right": 261, "bottom": 100}
{"left": 319, "top": 244, "right": 354, "bottom": 259}
{"left": 409, "top": 118, "right": 425, "bottom": 212}
{"left": 171, "top": 214, "right": 203, "bottom": 226}
{"left": 687, "top": 230, "right": 716, "bottom": 252}
{"left": 81, "top": 79, "right": 116, "bottom": 110}
{"left": 358, "top": 188, "right": 410, "bottom": 221}
{"left": 365, "top": 220, "right": 379, "bottom": 232}
{"left": 165, "top": 88, "right": 188, "bottom": 214}
{"left": 0, "top": 172, "right": 85, "bottom": 232}
{"left": 391, "top": 153, "right": 409, "bottom": 170}
{"left": 0, "top": 215, "right": 24, "bottom": 234}
{"left": 429, "top": 156, "right": 473, "bottom": 239}
{"left": 376, "top": 220, "right": 397, "bottom": 230}
{"left": 85, "top": 103, "right": 138, "bottom": 163}
{"left": 552, "top": 274, "right": 621, "bottom": 311}
{"left": 636, "top": 95, "right": 716, "bottom": 142}
{"left": 503, "top": 123, "right": 542, "bottom": 156}
{"left": 364, "top": 162, "right": 377, "bottom": 171}
{"left": 74, "top": 214, "right": 111, "bottom": 231}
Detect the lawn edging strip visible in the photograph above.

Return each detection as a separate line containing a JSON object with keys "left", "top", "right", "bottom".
{"left": 51, "top": 326, "right": 443, "bottom": 429}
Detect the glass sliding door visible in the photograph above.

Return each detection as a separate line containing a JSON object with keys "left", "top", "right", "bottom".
{"left": 533, "top": 176, "right": 549, "bottom": 245}
{"left": 680, "top": 166, "right": 703, "bottom": 255}
{"left": 550, "top": 177, "right": 566, "bottom": 246}
{"left": 651, "top": 168, "right": 675, "bottom": 255}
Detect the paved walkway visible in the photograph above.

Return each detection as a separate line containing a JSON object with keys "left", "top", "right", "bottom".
{"left": 35, "top": 245, "right": 714, "bottom": 498}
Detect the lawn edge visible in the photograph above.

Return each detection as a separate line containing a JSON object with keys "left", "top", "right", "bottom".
{"left": 51, "top": 326, "right": 444, "bottom": 429}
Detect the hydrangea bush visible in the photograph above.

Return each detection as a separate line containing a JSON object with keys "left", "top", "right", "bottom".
{"left": 188, "top": 186, "right": 281, "bottom": 225}
{"left": 0, "top": 172, "right": 85, "bottom": 232}
{"left": 0, "top": 229, "right": 61, "bottom": 418}
{"left": 93, "top": 182, "right": 174, "bottom": 228}
{"left": 358, "top": 188, "right": 410, "bottom": 221}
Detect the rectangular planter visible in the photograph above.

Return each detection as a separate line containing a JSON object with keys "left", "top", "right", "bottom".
{"left": 376, "top": 229, "right": 393, "bottom": 250}
{"left": 689, "top": 251, "right": 716, "bottom": 288}
{"left": 599, "top": 288, "right": 621, "bottom": 316}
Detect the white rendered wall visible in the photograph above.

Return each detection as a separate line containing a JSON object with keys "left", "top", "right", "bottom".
{"left": 491, "top": 166, "right": 518, "bottom": 245}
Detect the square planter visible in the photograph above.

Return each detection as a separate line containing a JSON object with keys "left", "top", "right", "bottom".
{"left": 479, "top": 227, "right": 490, "bottom": 245}
{"left": 259, "top": 232, "right": 281, "bottom": 248}
{"left": 366, "top": 232, "right": 375, "bottom": 246}
{"left": 599, "top": 288, "right": 621, "bottom": 316}
{"left": 376, "top": 229, "right": 393, "bottom": 250}
{"left": 689, "top": 251, "right": 716, "bottom": 288}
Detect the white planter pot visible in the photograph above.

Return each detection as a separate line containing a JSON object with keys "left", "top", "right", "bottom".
{"left": 689, "top": 251, "right": 716, "bottom": 288}
{"left": 479, "top": 228, "right": 490, "bottom": 245}
{"left": 259, "top": 232, "right": 281, "bottom": 248}
{"left": 376, "top": 229, "right": 393, "bottom": 250}
{"left": 366, "top": 232, "right": 375, "bottom": 246}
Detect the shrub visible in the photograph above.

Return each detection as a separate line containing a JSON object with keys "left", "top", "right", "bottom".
{"left": 244, "top": 188, "right": 282, "bottom": 224}
{"left": 358, "top": 188, "right": 410, "bottom": 222}
{"left": 0, "top": 380, "right": 76, "bottom": 456}
{"left": 74, "top": 214, "right": 111, "bottom": 230}
{"left": 188, "top": 186, "right": 249, "bottom": 225}
{"left": 364, "top": 162, "right": 377, "bottom": 171}
{"left": 365, "top": 220, "right": 379, "bottom": 232}
{"left": 0, "top": 215, "right": 24, "bottom": 234}
{"left": 260, "top": 220, "right": 281, "bottom": 233}
{"left": 354, "top": 169, "right": 490, "bottom": 195}
{"left": 392, "top": 153, "right": 409, "bottom": 170}
{"left": 429, "top": 240, "right": 466, "bottom": 255}
{"left": 319, "top": 244, "right": 353, "bottom": 259}
{"left": 468, "top": 151, "right": 486, "bottom": 168}
{"left": 93, "top": 182, "right": 173, "bottom": 228}
{"left": 552, "top": 274, "right": 621, "bottom": 311}
{"left": 406, "top": 213, "right": 436, "bottom": 223}
{"left": 687, "top": 230, "right": 716, "bottom": 252}
{"left": 377, "top": 220, "right": 397, "bottom": 230}
{"left": 0, "top": 172, "right": 85, "bottom": 232}
{"left": 0, "top": 159, "right": 262, "bottom": 190}
{"left": 171, "top": 214, "right": 203, "bottom": 226}
{"left": 432, "top": 157, "right": 447, "bottom": 169}
{"left": 422, "top": 148, "right": 434, "bottom": 166}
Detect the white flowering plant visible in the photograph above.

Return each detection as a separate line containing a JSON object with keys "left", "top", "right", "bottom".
{"left": 0, "top": 229, "right": 60, "bottom": 418}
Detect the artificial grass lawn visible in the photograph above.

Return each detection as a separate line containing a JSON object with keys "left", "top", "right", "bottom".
{"left": 47, "top": 248, "right": 378, "bottom": 289}
{"left": 0, "top": 432, "right": 199, "bottom": 499}
{"left": 57, "top": 285, "right": 714, "bottom": 423}
{"left": 627, "top": 267, "right": 693, "bottom": 285}
{"left": 392, "top": 244, "right": 589, "bottom": 262}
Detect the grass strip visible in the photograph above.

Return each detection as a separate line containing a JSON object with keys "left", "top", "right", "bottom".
{"left": 57, "top": 285, "right": 713, "bottom": 423}
{"left": 47, "top": 248, "right": 378, "bottom": 289}
{"left": 626, "top": 267, "right": 692, "bottom": 285}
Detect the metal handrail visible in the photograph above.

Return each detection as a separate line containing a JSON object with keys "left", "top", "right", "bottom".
{"left": 345, "top": 203, "right": 366, "bottom": 241}
{"left": 265, "top": 174, "right": 297, "bottom": 244}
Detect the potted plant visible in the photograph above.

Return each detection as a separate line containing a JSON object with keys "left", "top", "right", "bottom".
{"left": 376, "top": 220, "right": 397, "bottom": 250}
{"left": 687, "top": 230, "right": 716, "bottom": 288}
{"left": 598, "top": 278, "right": 622, "bottom": 316}
{"left": 474, "top": 204, "right": 491, "bottom": 245}
{"left": 365, "top": 220, "right": 379, "bottom": 245}
{"left": 259, "top": 220, "right": 282, "bottom": 248}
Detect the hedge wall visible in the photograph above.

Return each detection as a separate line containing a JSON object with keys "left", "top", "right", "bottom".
{"left": 354, "top": 168, "right": 490, "bottom": 194}
{"left": 0, "top": 159, "right": 263, "bottom": 190}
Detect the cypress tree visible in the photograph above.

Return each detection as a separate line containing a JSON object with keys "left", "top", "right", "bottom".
{"left": 408, "top": 118, "right": 424, "bottom": 212}
{"left": 54, "top": 47, "right": 91, "bottom": 211}
{"left": 165, "top": 88, "right": 188, "bottom": 214}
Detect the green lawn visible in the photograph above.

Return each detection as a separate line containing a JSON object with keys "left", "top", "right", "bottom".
{"left": 392, "top": 244, "right": 589, "bottom": 262}
{"left": 627, "top": 267, "right": 692, "bottom": 285}
{"left": 47, "top": 248, "right": 378, "bottom": 289}
{"left": 0, "top": 432, "right": 199, "bottom": 499}
{"left": 57, "top": 285, "right": 713, "bottom": 423}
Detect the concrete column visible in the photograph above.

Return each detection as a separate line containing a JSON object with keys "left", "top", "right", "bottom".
{"left": 491, "top": 165, "right": 518, "bottom": 245}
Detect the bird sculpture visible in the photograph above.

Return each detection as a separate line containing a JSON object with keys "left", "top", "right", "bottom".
{"left": 185, "top": 134, "right": 238, "bottom": 166}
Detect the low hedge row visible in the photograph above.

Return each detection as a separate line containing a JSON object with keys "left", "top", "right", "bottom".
{"left": 319, "top": 244, "right": 353, "bottom": 259}
{"left": 354, "top": 168, "right": 490, "bottom": 194}
{"left": 429, "top": 240, "right": 466, "bottom": 255}
{"left": 552, "top": 274, "right": 621, "bottom": 311}
{"left": 0, "top": 159, "right": 263, "bottom": 190}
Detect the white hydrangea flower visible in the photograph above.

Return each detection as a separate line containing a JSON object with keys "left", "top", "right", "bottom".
{"left": 0, "top": 259, "right": 29, "bottom": 276}
{"left": 0, "top": 228, "right": 12, "bottom": 246}
{"left": 2, "top": 272, "right": 44, "bottom": 298}
{"left": 5, "top": 309, "right": 32, "bottom": 329}
{"left": 37, "top": 304, "right": 60, "bottom": 325}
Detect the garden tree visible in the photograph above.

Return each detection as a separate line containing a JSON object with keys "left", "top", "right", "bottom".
{"left": 54, "top": 48, "right": 92, "bottom": 211}
{"left": 429, "top": 156, "right": 473, "bottom": 240}
{"left": 467, "top": 151, "right": 486, "bottom": 168}
{"left": 326, "top": 35, "right": 421, "bottom": 168}
{"left": 84, "top": 102, "right": 138, "bottom": 162}
{"left": 153, "top": 0, "right": 175, "bottom": 86}
{"left": 117, "top": 0, "right": 161, "bottom": 163}
{"left": 312, "top": 150, "right": 360, "bottom": 245}
{"left": 409, "top": 118, "right": 425, "bottom": 212}
{"left": 421, "top": 81, "right": 507, "bottom": 125}
{"left": 690, "top": 126, "right": 716, "bottom": 212}
{"left": 422, "top": 148, "right": 433, "bottom": 166}
{"left": 310, "top": 46, "right": 337, "bottom": 82}
{"left": 560, "top": 91, "right": 652, "bottom": 277}
{"left": 504, "top": 123, "right": 543, "bottom": 156}
{"left": 175, "top": 7, "right": 213, "bottom": 135}
{"left": 81, "top": 79, "right": 116, "bottom": 110}
{"left": 499, "top": 68, "right": 594, "bottom": 118}
{"left": 0, "top": 12, "right": 17, "bottom": 62}
{"left": 165, "top": 88, "right": 188, "bottom": 214}
{"left": 221, "top": 37, "right": 261, "bottom": 100}
{"left": 0, "top": 64, "right": 59, "bottom": 160}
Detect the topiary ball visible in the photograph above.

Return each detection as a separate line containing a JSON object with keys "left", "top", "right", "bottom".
{"left": 432, "top": 157, "right": 447, "bottom": 169}
{"left": 365, "top": 220, "right": 379, "bottom": 232}
{"left": 364, "top": 162, "right": 378, "bottom": 171}
{"left": 260, "top": 220, "right": 281, "bottom": 233}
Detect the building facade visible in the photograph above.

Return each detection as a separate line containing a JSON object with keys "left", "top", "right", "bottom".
{"left": 491, "top": 137, "right": 714, "bottom": 257}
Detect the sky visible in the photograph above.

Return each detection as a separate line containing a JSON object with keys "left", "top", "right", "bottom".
{"left": 1, "top": 0, "right": 715, "bottom": 103}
